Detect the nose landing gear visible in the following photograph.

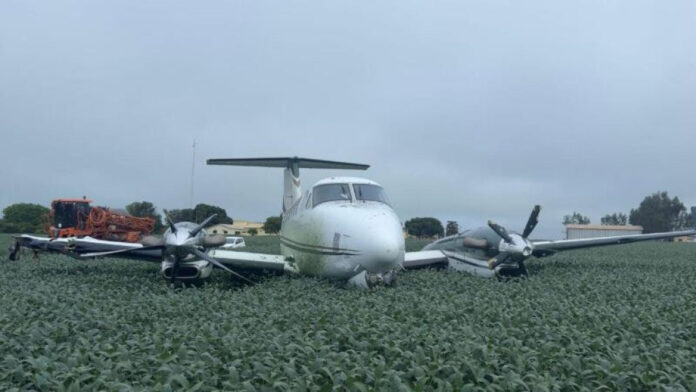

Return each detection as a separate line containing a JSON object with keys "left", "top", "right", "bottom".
{"left": 347, "top": 270, "right": 398, "bottom": 288}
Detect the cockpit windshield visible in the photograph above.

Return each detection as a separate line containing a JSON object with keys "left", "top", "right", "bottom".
{"left": 353, "top": 184, "right": 390, "bottom": 205}
{"left": 313, "top": 184, "right": 352, "bottom": 207}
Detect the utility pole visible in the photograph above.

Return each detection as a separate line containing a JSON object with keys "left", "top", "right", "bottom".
{"left": 190, "top": 139, "right": 196, "bottom": 210}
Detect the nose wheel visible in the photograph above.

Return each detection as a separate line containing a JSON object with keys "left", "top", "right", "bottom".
{"left": 382, "top": 270, "right": 397, "bottom": 286}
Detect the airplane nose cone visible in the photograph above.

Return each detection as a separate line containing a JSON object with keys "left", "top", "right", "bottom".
{"left": 361, "top": 216, "right": 405, "bottom": 273}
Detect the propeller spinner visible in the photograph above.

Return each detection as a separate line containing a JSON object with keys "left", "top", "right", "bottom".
{"left": 487, "top": 205, "right": 541, "bottom": 271}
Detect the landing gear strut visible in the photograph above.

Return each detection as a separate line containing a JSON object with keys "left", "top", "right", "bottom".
{"left": 8, "top": 240, "right": 21, "bottom": 261}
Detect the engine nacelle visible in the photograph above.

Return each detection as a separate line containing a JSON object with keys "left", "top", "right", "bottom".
{"left": 160, "top": 259, "right": 213, "bottom": 281}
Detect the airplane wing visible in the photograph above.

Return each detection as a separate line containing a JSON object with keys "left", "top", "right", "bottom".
{"left": 403, "top": 250, "right": 500, "bottom": 277}
{"left": 531, "top": 229, "right": 696, "bottom": 257}
{"left": 9, "top": 235, "right": 162, "bottom": 262}
{"left": 402, "top": 250, "right": 449, "bottom": 269}
{"left": 208, "top": 249, "right": 299, "bottom": 274}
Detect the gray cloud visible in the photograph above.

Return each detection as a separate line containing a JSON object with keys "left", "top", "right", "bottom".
{"left": 1, "top": 1, "right": 694, "bottom": 238}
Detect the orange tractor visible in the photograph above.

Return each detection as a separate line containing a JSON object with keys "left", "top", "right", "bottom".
{"left": 44, "top": 198, "right": 155, "bottom": 243}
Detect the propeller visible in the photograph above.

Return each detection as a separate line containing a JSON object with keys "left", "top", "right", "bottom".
{"left": 486, "top": 205, "right": 541, "bottom": 271}
{"left": 81, "top": 213, "right": 253, "bottom": 283}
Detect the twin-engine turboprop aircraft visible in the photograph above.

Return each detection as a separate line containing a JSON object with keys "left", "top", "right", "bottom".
{"left": 8, "top": 157, "right": 696, "bottom": 287}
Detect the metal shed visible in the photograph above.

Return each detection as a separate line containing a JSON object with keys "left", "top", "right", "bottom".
{"left": 565, "top": 224, "right": 643, "bottom": 239}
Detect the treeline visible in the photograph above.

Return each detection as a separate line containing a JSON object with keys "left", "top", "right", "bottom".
{"left": 563, "top": 191, "right": 694, "bottom": 233}
{"left": 0, "top": 203, "right": 50, "bottom": 233}
{"left": 2, "top": 191, "right": 692, "bottom": 237}
{"left": 0, "top": 201, "right": 236, "bottom": 234}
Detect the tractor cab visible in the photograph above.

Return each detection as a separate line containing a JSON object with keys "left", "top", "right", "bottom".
{"left": 51, "top": 199, "right": 91, "bottom": 232}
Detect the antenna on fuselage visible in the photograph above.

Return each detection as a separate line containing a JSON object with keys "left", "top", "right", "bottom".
{"left": 206, "top": 157, "right": 369, "bottom": 212}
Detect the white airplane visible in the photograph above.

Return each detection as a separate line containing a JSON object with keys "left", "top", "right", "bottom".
{"left": 9, "top": 157, "right": 696, "bottom": 287}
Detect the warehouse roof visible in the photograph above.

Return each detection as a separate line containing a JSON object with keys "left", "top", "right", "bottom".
{"left": 565, "top": 224, "right": 643, "bottom": 230}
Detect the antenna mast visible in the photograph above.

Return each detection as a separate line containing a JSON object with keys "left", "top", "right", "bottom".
{"left": 190, "top": 140, "right": 196, "bottom": 209}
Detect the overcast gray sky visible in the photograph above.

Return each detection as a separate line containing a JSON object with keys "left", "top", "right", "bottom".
{"left": 1, "top": 0, "right": 694, "bottom": 239}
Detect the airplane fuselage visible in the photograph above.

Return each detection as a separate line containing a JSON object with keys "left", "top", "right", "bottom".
{"left": 279, "top": 177, "right": 405, "bottom": 281}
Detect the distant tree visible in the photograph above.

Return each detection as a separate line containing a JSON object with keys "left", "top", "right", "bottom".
{"left": 167, "top": 208, "right": 195, "bottom": 224}
{"left": 1, "top": 203, "right": 50, "bottom": 233}
{"left": 405, "top": 217, "right": 444, "bottom": 238}
{"left": 248, "top": 228, "right": 258, "bottom": 236}
{"left": 263, "top": 216, "right": 282, "bottom": 234}
{"left": 600, "top": 212, "right": 627, "bottom": 226}
{"left": 445, "top": 221, "right": 459, "bottom": 236}
{"left": 193, "top": 204, "right": 233, "bottom": 226}
{"left": 126, "top": 201, "right": 163, "bottom": 232}
{"left": 562, "top": 212, "right": 590, "bottom": 225}
{"left": 166, "top": 204, "right": 233, "bottom": 227}
{"left": 0, "top": 220, "right": 22, "bottom": 234}
{"left": 629, "top": 191, "right": 689, "bottom": 233}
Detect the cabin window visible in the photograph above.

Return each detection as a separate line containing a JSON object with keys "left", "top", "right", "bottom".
{"left": 313, "top": 184, "right": 352, "bottom": 207}
{"left": 353, "top": 184, "right": 390, "bottom": 205}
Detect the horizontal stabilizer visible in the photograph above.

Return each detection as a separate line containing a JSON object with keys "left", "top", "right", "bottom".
{"left": 207, "top": 157, "right": 369, "bottom": 170}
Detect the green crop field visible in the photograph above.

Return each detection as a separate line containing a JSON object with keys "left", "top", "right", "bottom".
{"left": 2, "top": 233, "right": 696, "bottom": 391}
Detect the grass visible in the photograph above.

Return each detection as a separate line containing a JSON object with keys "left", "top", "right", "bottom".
{"left": 1, "top": 233, "right": 696, "bottom": 390}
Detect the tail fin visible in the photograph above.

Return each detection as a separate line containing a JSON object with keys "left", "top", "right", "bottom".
{"left": 207, "top": 157, "right": 369, "bottom": 212}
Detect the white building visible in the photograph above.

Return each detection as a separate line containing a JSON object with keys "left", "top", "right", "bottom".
{"left": 207, "top": 220, "right": 266, "bottom": 236}
{"left": 565, "top": 224, "right": 642, "bottom": 239}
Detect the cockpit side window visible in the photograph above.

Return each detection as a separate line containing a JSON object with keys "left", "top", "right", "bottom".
{"left": 312, "top": 184, "right": 352, "bottom": 207}
{"left": 353, "top": 184, "right": 390, "bottom": 205}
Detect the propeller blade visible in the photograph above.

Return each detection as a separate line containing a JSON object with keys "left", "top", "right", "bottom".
{"left": 81, "top": 245, "right": 165, "bottom": 258}
{"left": 191, "top": 248, "right": 255, "bottom": 285}
{"left": 522, "top": 205, "right": 541, "bottom": 238}
{"left": 488, "top": 220, "right": 514, "bottom": 244}
{"left": 189, "top": 214, "right": 217, "bottom": 238}
{"left": 163, "top": 210, "right": 177, "bottom": 234}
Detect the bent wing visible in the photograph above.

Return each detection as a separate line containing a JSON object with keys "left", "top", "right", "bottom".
{"left": 11, "top": 235, "right": 162, "bottom": 262}
{"left": 208, "top": 249, "right": 299, "bottom": 274}
{"left": 532, "top": 230, "right": 696, "bottom": 257}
